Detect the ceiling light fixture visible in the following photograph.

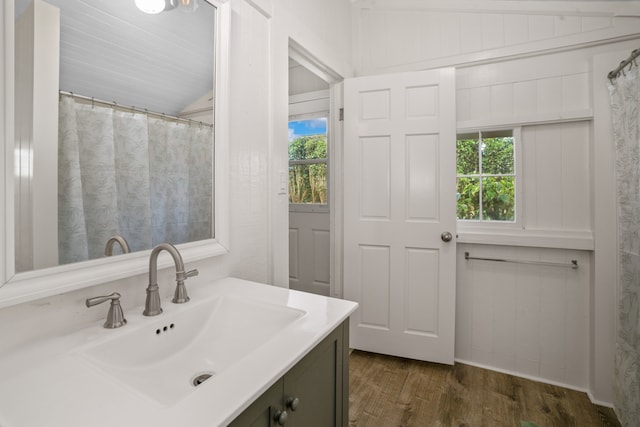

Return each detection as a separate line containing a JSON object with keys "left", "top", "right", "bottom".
{"left": 134, "top": 0, "right": 167, "bottom": 14}
{"left": 179, "top": 0, "right": 199, "bottom": 13}
{"left": 135, "top": 0, "right": 198, "bottom": 14}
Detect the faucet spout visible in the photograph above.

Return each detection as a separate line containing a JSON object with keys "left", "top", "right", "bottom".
{"left": 144, "top": 243, "right": 193, "bottom": 316}
{"left": 104, "top": 235, "right": 131, "bottom": 256}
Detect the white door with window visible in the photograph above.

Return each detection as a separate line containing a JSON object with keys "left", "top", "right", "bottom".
{"left": 343, "top": 68, "right": 457, "bottom": 364}
{"left": 288, "top": 108, "right": 331, "bottom": 296}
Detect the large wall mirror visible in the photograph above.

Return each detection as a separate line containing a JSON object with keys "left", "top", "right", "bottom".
{"left": 0, "top": 0, "right": 230, "bottom": 305}
{"left": 15, "top": 0, "right": 216, "bottom": 273}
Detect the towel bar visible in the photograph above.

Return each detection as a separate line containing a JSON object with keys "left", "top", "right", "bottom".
{"left": 464, "top": 251, "right": 578, "bottom": 269}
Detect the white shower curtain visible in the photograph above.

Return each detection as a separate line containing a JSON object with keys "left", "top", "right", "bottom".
{"left": 610, "top": 67, "right": 640, "bottom": 425}
{"left": 58, "top": 96, "right": 213, "bottom": 265}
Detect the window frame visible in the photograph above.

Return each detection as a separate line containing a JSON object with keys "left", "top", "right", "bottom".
{"left": 288, "top": 110, "right": 330, "bottom": 214}
{"left": 456, "top": 127, "right": 523, "bottom": 231}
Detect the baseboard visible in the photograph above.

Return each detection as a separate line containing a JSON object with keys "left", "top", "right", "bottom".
{"left": 454, "top": 358, "right": 613, "bottom": 408}
{"left": 586, "top": 390, "right": 615, "bottom": 409}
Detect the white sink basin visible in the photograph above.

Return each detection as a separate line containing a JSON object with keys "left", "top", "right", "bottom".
{"left": 0, "top": 278, "right": 358, "bottom": 427}
{"left": 78, "top": 296, "right": 305, "bottom": 406}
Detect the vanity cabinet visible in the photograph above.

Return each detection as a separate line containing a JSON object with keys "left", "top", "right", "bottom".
{"left": 228, "top": 320, "right": 349, "bottom": 427}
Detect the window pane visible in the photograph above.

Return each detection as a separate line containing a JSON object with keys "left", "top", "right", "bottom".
{"left": 288, "top": 119, "right": 327, "bottom": 161}
{"left": 482, "top": 136, "right": 514, "bottom": 174}
{"left": 456, "top": 137, "right": 479, "bottom": 175}
{"left": 457, "top": 177, "right": 480, "bottom": 220}
{"left": 482, "top": 176, "right": 515, "bottom": 221}
{"left": 289, "top": 163, "right": 327, "bottom": 204}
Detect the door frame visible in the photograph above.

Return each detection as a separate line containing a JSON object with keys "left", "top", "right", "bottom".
{"left": 288, "top": 40, "right": 344, "bottom": 298}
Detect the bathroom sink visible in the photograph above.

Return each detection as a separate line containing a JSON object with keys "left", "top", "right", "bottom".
{"left": 78, "top": 296, "right": 306, "bottom": 406}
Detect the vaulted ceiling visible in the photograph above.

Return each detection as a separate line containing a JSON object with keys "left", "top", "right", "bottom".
{"left": 16, "top": 0, "right": 215, "bottom": 116}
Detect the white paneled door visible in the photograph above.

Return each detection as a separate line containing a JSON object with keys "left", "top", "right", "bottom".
{"left": 343, "top": 69, "right": 457, "bottom": 364}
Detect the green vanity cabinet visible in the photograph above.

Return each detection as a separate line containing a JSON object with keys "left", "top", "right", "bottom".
{"left": 227, "top": 380, "right": 282, "bottom": 427}
{"left": 228, "top": 320, "right": 349, "bottom": 427}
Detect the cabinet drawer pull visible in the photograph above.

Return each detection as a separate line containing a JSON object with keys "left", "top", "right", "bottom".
{"left": 274, "top": 409, "right": 288, "bottom": 425}
{"left": 286, "top": 397, "right": 300, "bottom": 411}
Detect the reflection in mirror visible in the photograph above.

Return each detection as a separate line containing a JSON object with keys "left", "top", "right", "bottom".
{"left": 14, "top": 0, "right": 216, "bottom": 273}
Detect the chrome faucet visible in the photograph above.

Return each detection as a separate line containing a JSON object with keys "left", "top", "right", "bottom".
{"left": 86, "top": 292, "right": 127, "bottom": 329}
{"left": 104, "top": 235, "right": 131, "bottom": 256}
{"left": 143, "top": 243, "right": 199, "bottom": 316}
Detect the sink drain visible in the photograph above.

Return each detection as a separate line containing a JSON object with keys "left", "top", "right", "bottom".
{"left": 192, "top": 372, "right": 214, "bottom": 387}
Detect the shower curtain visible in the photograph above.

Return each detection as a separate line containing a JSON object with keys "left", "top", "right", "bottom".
{"left": 610, "top": 66, "right": 640, "bottom": 425}
{"left": 58, "top": 96, "right": 213, "bottom": 265}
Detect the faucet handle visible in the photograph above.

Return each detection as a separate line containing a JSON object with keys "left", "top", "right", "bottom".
{"left": 172, "top": 269, "right": 197, "bottom": 304}
{"left": 86, "top": 292, "right": 127, "bottom": 329}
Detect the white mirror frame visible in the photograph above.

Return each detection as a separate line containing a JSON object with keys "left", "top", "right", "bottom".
{"left": 0, "top": 0, "right": 231, "bottom": 309}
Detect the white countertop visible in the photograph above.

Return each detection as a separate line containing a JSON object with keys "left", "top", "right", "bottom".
{"left": 0, "top": 277, "right": 358, "bottom": 427}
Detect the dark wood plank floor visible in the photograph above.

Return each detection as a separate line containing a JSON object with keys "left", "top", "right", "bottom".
{"left": 349, "top": 350, "right": 620, "bottom": 427}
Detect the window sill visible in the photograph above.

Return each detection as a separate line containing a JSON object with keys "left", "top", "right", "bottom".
{"left": 456, "top": 229, "right": 594, "bottom": 250}
{"left": 289, "top": 204, "right": 329, "bottom": 214}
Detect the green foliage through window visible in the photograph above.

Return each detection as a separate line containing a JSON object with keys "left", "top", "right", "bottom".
{"left": 456, "top": 131, "right": 515, "bottom": 222}
{"left": 288, "top": 127, "right": 327, "bottom": 205}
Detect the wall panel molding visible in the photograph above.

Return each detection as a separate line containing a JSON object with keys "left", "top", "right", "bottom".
{"left": 455, "top": 243, "right": 591, "bottom": 392}
{"left": 353, "top": 2, "right": 640, "bottom": 75}
{"left": 457, "top": 110, "right": 593, "bottom": 132}
{"left": 245, "top": 0, "right": 272, "bottom": 19}
{"left": 353, "top": 1, "right": 640, "bottom": 17}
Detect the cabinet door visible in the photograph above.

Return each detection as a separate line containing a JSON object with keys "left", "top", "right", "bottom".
{"left": 227, "top": 380, "right": 282, "bottom": 427}
{"left": 228, "top": 320, "right": 349, "bottom": 427}
{"left": 284, "top": 324, "right": 346, "bottom": 427}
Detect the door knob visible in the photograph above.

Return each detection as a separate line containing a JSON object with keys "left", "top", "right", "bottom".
{"left": 441, "top": 231, "right": 453, "bottom": 242}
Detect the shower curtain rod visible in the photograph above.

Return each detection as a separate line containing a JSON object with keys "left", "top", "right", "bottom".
{"left": 607, "top": 48, "right": 640, "bottom": 82}
{"left": 59, "top": 90, "right": 213, "bottom": 129}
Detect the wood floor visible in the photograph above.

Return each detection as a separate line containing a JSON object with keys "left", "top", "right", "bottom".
{"left": 348, "top": 350, "right": 620, "bottom": 427}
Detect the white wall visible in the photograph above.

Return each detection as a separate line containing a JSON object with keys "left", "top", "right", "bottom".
{"left": 352, "top": 0, "right": 640, "bottom": 76}
{"left": 0, "top": 0, "right": 352, "bottom": 355}
{"left": 14, "top": 0, "right": 59, "bottom": 272}
{"left": 455, "top": 50, "right": 596, "bottom": 397}
{"left": 592, "top": 46, "right": 626, "bottom": 413}
{"left": 457, "top": 244, "right": 591, "bottom": 389}
{"left": 455, "top": 49, "right": 594, "bottom": 249}
{"left": 289, "top": 59, "right": 329, "bottom": 96}
{"left": 179, "top": 91, "right": 214, "bottom": 125}
{"left": 270, "top": 0, "right": 353, "bottom": 287}
{"left": 225, "top": 0, "right": 271, "bottom": 282}
{"left": 456, "top": 49, "right": 592, "bottom": 130}
{"left": 352, "top": 0, "right": 640, "bottom": 406}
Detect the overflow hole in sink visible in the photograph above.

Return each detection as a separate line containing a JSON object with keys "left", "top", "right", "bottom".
{"left": 192, "top": 372, "right": 214, "bottom": 387}
{"left": 155, "top": 323, "right": 176, "bottom": 335}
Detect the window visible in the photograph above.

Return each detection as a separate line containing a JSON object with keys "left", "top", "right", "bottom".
{"left": 456, "top": 130, "right": 516, "bottom": 222}
{"left": 288, "top": 117, "right": 328, "bottom": 208}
